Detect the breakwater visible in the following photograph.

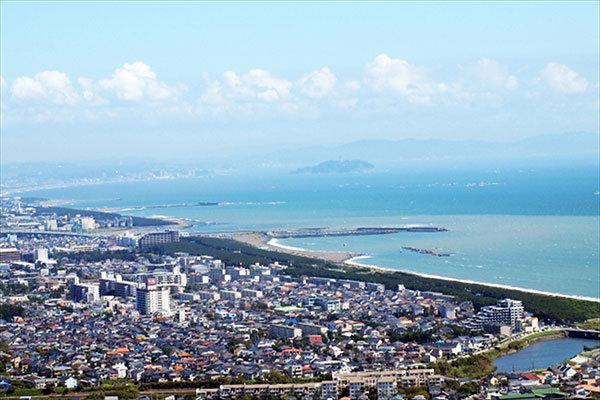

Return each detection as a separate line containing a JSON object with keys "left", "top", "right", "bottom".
{"left": 402, "top": 246, "right": 451, "bottom": 257}
{"left": 268, "top": 226, "right": 447, "bottom": 239}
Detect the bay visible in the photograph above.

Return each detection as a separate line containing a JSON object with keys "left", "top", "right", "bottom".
{"left": 19, "top": 167, "right": 600, "bottom": 298}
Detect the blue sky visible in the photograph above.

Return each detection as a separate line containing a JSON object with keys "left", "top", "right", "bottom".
{"left": 1, "top": 1, "right": 598, "bottom": 163}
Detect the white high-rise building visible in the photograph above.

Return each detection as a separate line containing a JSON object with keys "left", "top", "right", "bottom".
{"left": 80, "top": 217, "right": 96, "bottom": 231}
{"left": 136, "top": 278, "right": 170, "bottom": 315}
{"left": 44, "top": 219, "right": 58, "bottom": 231}
{"left": 34, "top": 248, "right": 49, "bottom": 262}
{"left": 466, "top": 298, "right": 525, "bottom": 330}
{"left": 71, "top": 282, "right": 100, "bottom": 303}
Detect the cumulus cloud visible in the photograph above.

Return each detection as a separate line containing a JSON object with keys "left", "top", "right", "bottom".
{"left": 5, "top": 57, "right": 594, "bottom": 125}
{"left": 11, "top": 71, "right": 79, "bottom": 104}
{"left": 470, "top": 58, "right": 518, "bottom": 90}
{"left": 344, "top": 80, "right": 361, "bottom": 91}
{"left": 297, "top": 67, "right": 336, "bottom": 98}
{"left": 97, "top": 62, "right": 180, "bottom": 101}
{"left": 363, "top": 53, "right": 452, "bottom": 105}
{"left": 8, "top": 62, "right": 182, "bottom": 109}
{"left": 220, "top": 69, "right": 292, "bottom": 102}
{"left": 541, "top": 62, "right": 588, "bottom": 93}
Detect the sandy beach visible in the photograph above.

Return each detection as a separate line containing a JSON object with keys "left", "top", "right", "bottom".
{"left": 343, "top": 257, "right": 600, "bottom": 303}
{"left": 234, "top": 232, "right": 361, "bottom": 263}
{"left": 149, "top": 216, "right": 194, "bottom": 230}
{"left": 234, "top": 231, "right": 600, "bottom": 303}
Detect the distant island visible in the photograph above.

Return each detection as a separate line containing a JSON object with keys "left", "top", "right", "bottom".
{"left": 294, "top": 159, "right": 374, "bottom": 174}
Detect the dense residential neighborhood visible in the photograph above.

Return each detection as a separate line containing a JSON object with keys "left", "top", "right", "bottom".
{"left": 0, "top": 197, "right": 599, "bottom": 400}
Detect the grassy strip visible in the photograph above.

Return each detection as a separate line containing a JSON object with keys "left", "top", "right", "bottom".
{"left": 575, "top": 318, "right": 600, "bottom": 330}
{"left": 498, "top": 329, "right": 563, "bottom": 347}
{"left": 500, "top": 331, "right": 565, "bottom": 354}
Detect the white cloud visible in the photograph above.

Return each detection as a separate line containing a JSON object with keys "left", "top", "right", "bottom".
{"left": 243, "top": 69, "right": 291, "bottom": 99}
{"left": 11, "top": 71, "right": 79, "bottom": 104}
{"left": 8, "top": 62, "right": 181, "bottom": 109}
{"left": 0, "top": 76, "right": 6, "bottom": 90}
{"left": 541, "top": 62, "right": 588, "bottom": 93}
{"left": 336, "top": 98, "right": 359, "bottom": 108}
{"left": 78, "top": 77, "right": 96, "bottom": 101}
{"left": 12, "top": 77, "right": 45, "bottom": 99}
{"left": 344, "top": 80, "right": 361, "bottom": 91}
{"left": 201, "top": 68, "right": 293, "bottom": 106}
{"left": 363, "top": 53, "right": 452, "bottom": 105}
{"left": 297, "top": 67, "right": 336, "bottom": 98}
{"left": 223, "top": 71, "right": 241, "bottom": 87}
{"left": 199, "top": 74, "right": 225, "bottom": 105}
{"left": 505, "top": 75, "right": 519, "bottom": 90}
{"left": 97, "top": 62, "right": 181, "bottom": 101}
{"left": 470, "top": 58, "right": 518, "bottom": 90}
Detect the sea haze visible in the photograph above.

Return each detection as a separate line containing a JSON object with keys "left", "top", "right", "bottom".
{"left": 21, "top": 163, "right": 600, "bottom": 298}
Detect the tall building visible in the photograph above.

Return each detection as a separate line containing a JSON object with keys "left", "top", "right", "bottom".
{"left": 136, "top": 278, "right": 170, "bottom": 315}
{"left": 80, "top": 217, "right": 96, "bottom": 231}
{"left": 99, "top": 272, "right": 137, "bottom": 298}
{"left": 465, "top": 298, "right": 525, "bottom": 330}
{"left": 44, "top": 219, "right": 58, "bottom": 231}
{"left": 70, "top": 280, "right": 100, "bottom": 303}
{"left": 0, "top": 248, "right": 20, "bottom": 262}
{"left": 34, "top": 248, "right": 49, "bottom": 262}
{"left": 116, "top": 232, "right": 139, "bottom": 247}
{"left": 134, "top": 265, "right": 187, "bottom": 293}
{"left": 138, "top": 231, "right": 179, "bottom": 249}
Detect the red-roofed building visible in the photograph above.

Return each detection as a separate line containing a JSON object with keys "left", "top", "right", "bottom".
{"left": 309, "top": 335, "right": 322, "bottom": 345}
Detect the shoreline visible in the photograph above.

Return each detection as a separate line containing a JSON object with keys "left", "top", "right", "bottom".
{"left": 6, "top": 190, "right": 598, "bottom": 303}
{"left": 344, "top": 257, "right": 600, "bottom": 303}
{"left": 235, "top": 231, "right": 599, "bottom": 303}
{"left": 233, "top": 232, "right": 361, "bottom": 264}
{"left": 0, "top": 175, "right": 210, "bottom": 197}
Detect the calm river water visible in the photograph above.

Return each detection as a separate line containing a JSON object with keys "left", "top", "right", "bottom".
{"left": 494, "top": 337, "right": 599, "bottom": 373}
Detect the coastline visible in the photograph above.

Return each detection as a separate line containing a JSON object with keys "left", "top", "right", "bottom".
{"left": 233, "top": 232, "right": 361, "bottom": 264}
{"left": 6, "top": 187, "right": 598, "bottom": 303}
{"left": 1, "top": 175, "right": 207, "bottom": 197}
{"left": 148, "top": 216, "right": 194, "bottom": 230}
{"left": 236, "top": 231, "right": 599, "bottom": 303}
{"left": 344, "top": 257, "right": 600, "bottom": 303}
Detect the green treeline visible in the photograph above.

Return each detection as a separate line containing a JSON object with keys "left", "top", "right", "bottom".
{"left": 152, "top": 237, "right": 600, "bottom": 322}
{"left": 62, "top": 236, "right": 599, "bottom": 322}
{"left": 55, "top": 249, "right": 139, "bottom": 263}
{"left": 33, "top": 206, "right": 170, "bottom": 227}
{"left": 430, "top": 351, "right": 499, "bottom": 378}
{"left": 0, "top": 303, "right": 26, "bottom": 321}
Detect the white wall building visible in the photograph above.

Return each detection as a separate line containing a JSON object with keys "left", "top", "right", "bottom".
{"left": 136, "top": 278, "right": 170, "bottom": 315}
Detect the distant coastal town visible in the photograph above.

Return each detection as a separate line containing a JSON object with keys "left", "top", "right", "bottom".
{"left": 0, "top": 196, "right": 599, "bottom": 400}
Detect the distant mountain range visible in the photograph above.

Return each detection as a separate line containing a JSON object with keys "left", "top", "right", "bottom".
{"left": 251, "top": 132, "right": 599, "bottom": 170}
{"left": 294, "top": 160, "right": 374, "bottom": 174}
{"left": 1, "top": 132, "right": 597, "bottom": 189}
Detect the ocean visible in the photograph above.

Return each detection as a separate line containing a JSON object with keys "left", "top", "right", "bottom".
{"left": 20, "top": 165, "right": 600, "bottom": 298}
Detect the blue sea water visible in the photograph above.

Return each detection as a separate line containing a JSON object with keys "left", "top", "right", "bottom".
{"left": 20, "top": 166, "right": 600, "bottom": 298}
{"left": 277, "top": 214, "right": 599, "bottom": 298}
